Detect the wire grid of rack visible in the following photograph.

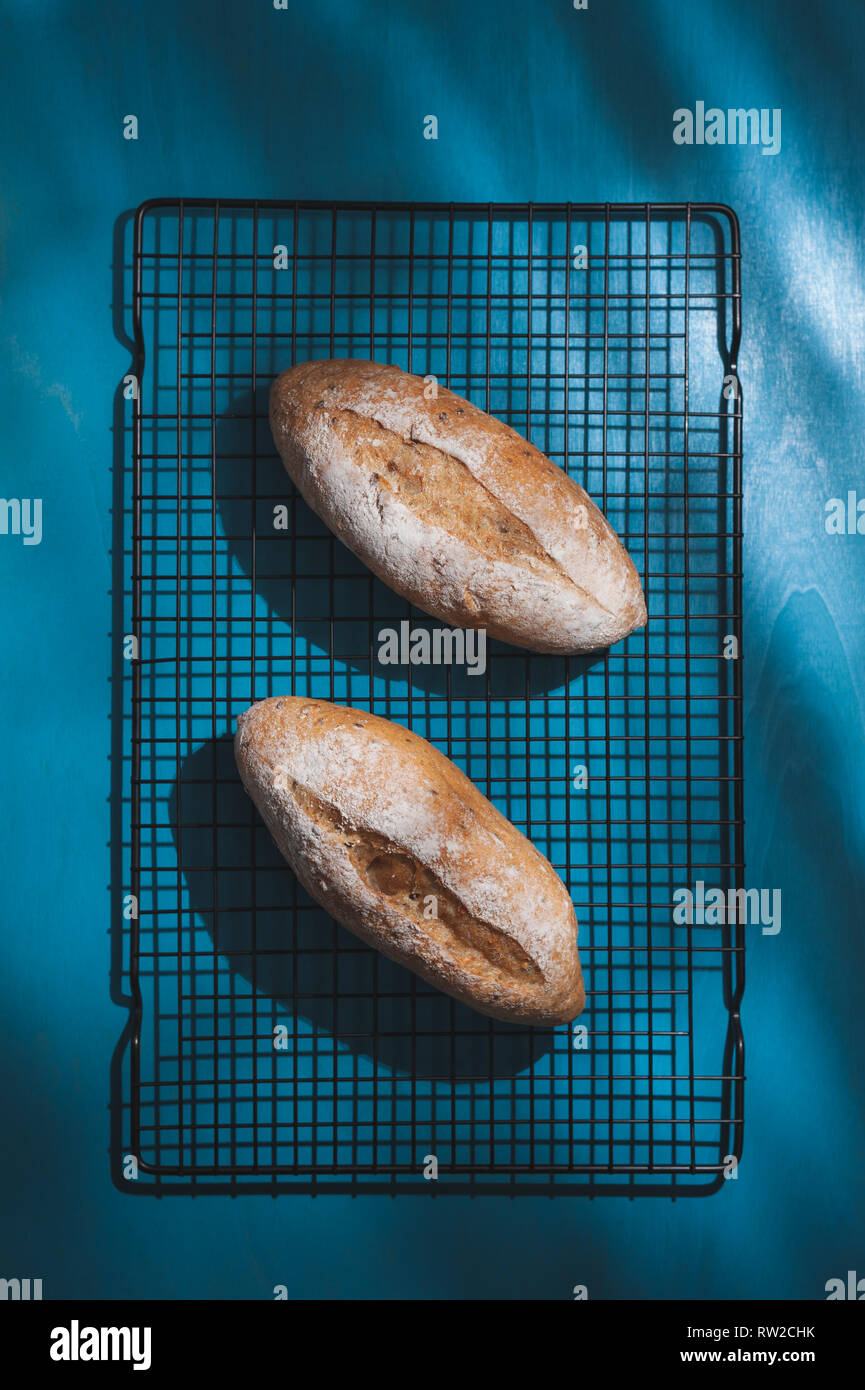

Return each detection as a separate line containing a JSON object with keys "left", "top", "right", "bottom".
{"left": 120, "top": 199, "right": 744, "bottom": 1195}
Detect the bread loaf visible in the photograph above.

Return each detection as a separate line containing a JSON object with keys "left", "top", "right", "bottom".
{"left": 235, "top": 697, "right": 585, "bottom": 1027}
{"left": 269, "top": 358, "right": 646, "bottom": 653}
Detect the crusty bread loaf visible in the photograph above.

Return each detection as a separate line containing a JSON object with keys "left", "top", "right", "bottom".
{"left": 235, "top": 697, "right": 585, "bottom": 1027}
{"left": 269, "top": 358, "right": 646, "bottom": 653}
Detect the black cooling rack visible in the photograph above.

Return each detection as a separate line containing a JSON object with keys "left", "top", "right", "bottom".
{"left": 116, "top": 199, "right": 744, "bottom": 1196}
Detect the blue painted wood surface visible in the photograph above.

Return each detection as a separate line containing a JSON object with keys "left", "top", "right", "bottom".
{"left": 0, "top": 0, "right": 862, "bottom": 1298}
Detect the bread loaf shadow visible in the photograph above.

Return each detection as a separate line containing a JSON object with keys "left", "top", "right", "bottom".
{"left": 214, "top": 386, "right": 610, "bottom": 700}
{"left": 168, "top": 737, "right": 556, "bottom": 1080}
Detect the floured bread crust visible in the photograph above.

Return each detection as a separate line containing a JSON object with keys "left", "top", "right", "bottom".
{"left": 269, "top": 358, "right": 647, "bottom": 653}
{"left": 235, "top": 697, "right": 585, "bottom": 1027}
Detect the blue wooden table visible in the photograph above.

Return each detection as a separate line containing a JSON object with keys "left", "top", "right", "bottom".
{"left": 1, "top": 0, "right": 863, "bottom": 1299}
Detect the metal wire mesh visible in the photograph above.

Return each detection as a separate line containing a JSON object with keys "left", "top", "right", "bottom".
{"left": 120, "top": 199, "right": 744, "bottom": 1195}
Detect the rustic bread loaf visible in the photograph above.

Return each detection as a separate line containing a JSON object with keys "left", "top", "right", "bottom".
{"left": 269, "top": 358, "right": 646, "bottom": 653}
{"left": 235, "top": 696, "right": 585, "bottom": 1026}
